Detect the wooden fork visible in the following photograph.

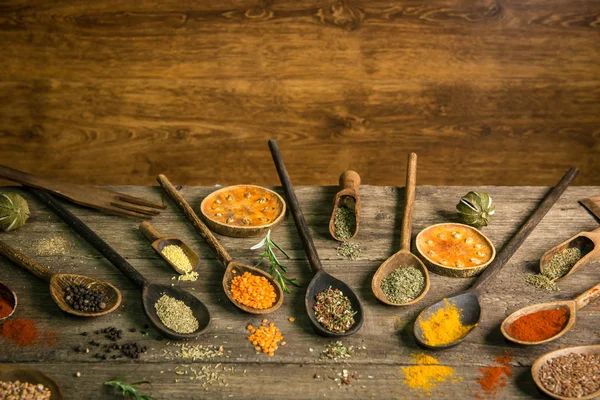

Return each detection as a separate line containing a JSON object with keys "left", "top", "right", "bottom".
{"left": 0, "top": 165, "right": 166, "bottom": 219}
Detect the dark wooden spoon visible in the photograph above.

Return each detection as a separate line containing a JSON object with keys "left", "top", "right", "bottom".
{"left": 139, "top": 221, "right": 200, "bottom": 275}
{"left": 269, "top": 139, "right": 364, "bottom": 337}
{"left": 0, "top": 364, "right": 63, "bottom": 400}
{"left": 157, "top": 174, "right": 283, "bottom": 315}
{"left": 372, "top": 153, "right": 430, "bottom": 306}
{"left": 28, "top": 188, "right": 210, "bottom": 340}
{"left": 414, "top": 167, "right": 579, "bottom": 349}
{"left": 0, "top": 279, "right": 17, "bottom": 321}
{"left": 329, "top": 170, "right": 361, "bottom": 241}
{"left": 0, "top": 239, "right": 121, "bottom": 317}
{"left": 540, "top": 226, "right": 600, "bottom": 281}
{"left": 501, "top": 281, "right": 600, "bottom": 345}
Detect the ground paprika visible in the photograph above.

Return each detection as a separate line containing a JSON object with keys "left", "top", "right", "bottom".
{"left": 0, "top": 318, "right": 39, "bottom": 346}
{"left": 506, "top": 307, "right": 568, "bottom": 342}
{"left": 0, "top": 296, "right": 13, "bottom": 319}
{"left": 475, "top": 353, "right": 513, "bottom": 398}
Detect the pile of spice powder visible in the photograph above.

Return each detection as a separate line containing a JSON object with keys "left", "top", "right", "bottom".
{"left": 539, "top": 352, "right": 600, "bottom": 398}
{"left": 418, "top": 299, "right": 475, "bottom": 346}
{"left": 402, "top": 353, "right": 459, "bottom": 394}
{"left": 313, "top": 286, "right": 356, "bottom": 333}
{"left": 230, "top": 271, "right": 276, "bottom": 309}
{"left": 525, "top": 247, "right": 582, "bottom": 291}
{"left": 247, "top": 319, "right": 283, "bottom": 356}
{"left": 154, "top": 294, "right": 199, "bottom": 334}
{"left": 336, "top": 241, "right": 362, "bottom": 260}
{"left": 380, "top": 266, "right": 426, "bottom": 304}
{"left": 0, "top": 318, "right": 39, "bottom": 346}
{"left": 0, "top": 296, "right": 13, "bottom": 319}
{"left": 506, "top": 307, "right": 568, "bottom": 342}
{"left": 334, "top": 206, "right": 356, "bottom": 240}
{"left": 475, "top": 353, "right": 513, "bottom": 399}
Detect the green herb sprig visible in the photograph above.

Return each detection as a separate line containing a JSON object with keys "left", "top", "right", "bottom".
{"left": 104, "top": 376, "right": 156, "bottom": 400}
{"left": 251, "top": 230, "right": 300, "bottom": 294}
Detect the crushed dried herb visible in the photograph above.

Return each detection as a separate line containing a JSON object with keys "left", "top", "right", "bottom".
{"left": 313, "top": 287, "right": 356, "bottom": 333}
{"left": 321, "top": 341, "right": 353, "bottom": 360}
{"left": 334, "top": 207, "right": 356, "bottom": 240}
{"left": 543, "top": 247, "right": 582, "bottom": 279}
{"left": 336, "top": 241, "right": 362, "bottom": 260}
{"left": 154, "top": 294, "right": 199, "bottom": 334}
{"left": 380, "top": 266, "right": 425, "bottom": 304}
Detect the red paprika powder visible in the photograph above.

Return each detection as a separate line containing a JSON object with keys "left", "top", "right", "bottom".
{"left": 507, "top": 308, "right": 568, "bottom": 342}
{"left": 475, "top": 354, "right": 513, "bottom": 398}
{"left": 0, "top": 318, "right": 39, "bottom": 346}
{"left": 0, "top": 296, "right": 13, "bottom": 319}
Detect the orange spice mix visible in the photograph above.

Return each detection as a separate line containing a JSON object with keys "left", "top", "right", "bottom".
{"left": 247, "top": 319, "right": 284, "bottom": 356}
{"left": 230, "top": 271, "right": 276, "bottom": 309}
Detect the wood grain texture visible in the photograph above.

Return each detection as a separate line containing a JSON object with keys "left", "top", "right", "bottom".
{"left": 0, "top": 0, "right": 599, "bottom": 187}
{"left": 0, "top": 184, "right": 599, "bottom": 398}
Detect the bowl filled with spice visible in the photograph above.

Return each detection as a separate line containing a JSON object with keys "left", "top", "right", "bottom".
{"left": 0, "top": 365, "right": 63, "bottom": 400}
{"left": 416, "top": 223, "right": 496, "bottom": 278}
{"left": 200, "top": 185, "right": 286, "bottom": 238}
{"left": 0, "top": 280, "right": 16, "bottom": 321}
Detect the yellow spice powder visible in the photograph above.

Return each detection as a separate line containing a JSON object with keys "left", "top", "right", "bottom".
{"left": 402, "top": 353, "right": 460, "bottom": 394}
{"left": 419, "top": 299, "right": 476, "bottom": 346}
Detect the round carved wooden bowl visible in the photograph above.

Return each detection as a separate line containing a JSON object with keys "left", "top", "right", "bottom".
{"left": 200, "top": 185, "right": 286, "bottom": 238}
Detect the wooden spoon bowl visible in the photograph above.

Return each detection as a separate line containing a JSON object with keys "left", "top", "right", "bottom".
{"left": 540, "top": 227, "right": 600, "bottom": 280}
{"left": 0, "top": 364, "right": 63, "bottom": 400}
{"left": 329, "top": 170, "right": 361, "bottom": 241}
{"left": 49, "top": 274, "right": 121, "bottom": 317}
{"left": 223, "top": 261, "right": 284, "bottom": 315}
{"left": 0, "top": 280, "right": 17, "bottom": 320}
{"left": 531, "top": 345, "right": 600, "bottom": 400}
{"left": 140, "top": 221, "right": 200, "bottom": 275}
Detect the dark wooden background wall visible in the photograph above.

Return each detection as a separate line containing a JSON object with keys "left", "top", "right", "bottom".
{"left": 0, "top": 0, "right": 599, "bottom": 187}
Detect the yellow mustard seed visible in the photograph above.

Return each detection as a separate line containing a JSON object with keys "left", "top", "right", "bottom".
{"left": 161, "top": 245, "right": 193, "bottom": 273}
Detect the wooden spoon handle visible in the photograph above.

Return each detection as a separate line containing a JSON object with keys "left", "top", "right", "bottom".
{"left": 470, "top": 167, "right": 579, "bottom": 293}
{"left": 0, "top": 240, "right": 53, "bottom": 282}
{"left": 339, "top": 170, "right": 361, "bottom": 193}
{"left": 139, "top": 221, "right": 163, "bottom": 243}
{"left": 28, "top": 188, "right": 149, "bottom": 288}
{"left": 157, "top": 174, "right": 233, "bottom": 266}
{"left": 574, "top": 282, "right": 600, "bottom": 310}
{"left": 401, "top": 153, "right": 417, "bottom": 251}
{"left": 269, "top": 139, "right": 323, "bottom": 274}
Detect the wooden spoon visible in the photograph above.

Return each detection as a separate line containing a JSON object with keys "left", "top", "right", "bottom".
{"left": 531, "top": 345, "right": 600, "bottom": 400}
{"left": 157, "top": 174, "right": 283, "bottom": 315}
{"left": 0, "top": 239, "right": 121, "bottom": 317}
{"left": 540, "top": 227, "right": 600, "bottom": 280}
{"left": 139, "top": 221, "right": 200, "bottom": 275}
{"left": 372, "top": 153, "right": 430, "bottom": 306}
{"left": 269, "top": 139, "right": 364, "bottom": 337}
{"left": 413, "top": 167, "right": 579, "bottom": 349}
{"left": 28, "top": 188, "right": 210, "bottom": 339}
{"left": 0, "top": 280, "right": 17, "bottom": 321}
{"left": 329, "top": 170, "right": 361, "bottom": 241}
{"left": 501, "top": 281, "right": 600, "bottom": 345}
{"left": 0, "top": 364, "right": 63, "bottom": 400}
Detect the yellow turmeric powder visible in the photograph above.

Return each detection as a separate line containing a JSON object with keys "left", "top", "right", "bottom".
{"left": 402, "top": 353, "right": 460, "bottom": 394}
{"left": 418, "top": 299, "right": 476, "bottom": 346}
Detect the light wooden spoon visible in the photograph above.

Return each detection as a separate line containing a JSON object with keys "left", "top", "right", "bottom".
{"left": 139, "top": 221, "right": 200, "bottom": 275}
{"left": 531, "top": 345, "right": 600, "bottom": 400}
{"left": 329, "top": 170, "right": 361, "bottom": 241}
{"left": 540, "top": 227, "right": 600, "bottom": 280}
{"left": 501, "top": 281, "right": 600, "bottom": 345}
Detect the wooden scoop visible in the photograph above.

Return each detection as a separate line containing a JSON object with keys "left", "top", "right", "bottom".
{"left": 139, "top": 221, "right": 200, "bottom": 275}
{"left": 0, "top": 280, "right": 17, "bottom": 321}
{"left": 540, "top": 227, "right": 600, "bottom": 280}
{"left": 531, "top": 345, "right": 600, "bottom": 400}
{"left": 157, "top": 174, "right": 283, "bottom": 315}
{"left": 329, "top": 170, "right": 361, "bottom": 241}
{"left": 28, "top": 188, "right": 210, "bottom": 339}
{"left": 0, "top": 364, "right": 63, "bottom": 400}
{"left": 372, "top": 153, "right": 430, "bottom": 306}
{"left": 0, "top": 239, "right": 121, "bottom": 317}
{"left": 269, "top": 139, "right": 364, "bottom": 337}
{"left": 501, "top": 281, "right": 600, "bottom": 345}
{"left": 414, "top": 167, "right": 579, "bottom": 349}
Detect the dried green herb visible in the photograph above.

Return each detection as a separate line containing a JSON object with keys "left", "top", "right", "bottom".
{"left": 336, "top": 241, "right": 362, "bottom": 260}
{"left": 321, "top": 341, "right": 353, "bottom": 360}
{"left": 334, "top": 207, "right": 356, "bottom": 240}
{"left": 104, "top": 376, "right": 156, "bottom": 400}
{"left": 380, "top": 267, "right": 425, "bottom": 303}
{"left": 543, "top": 247, "right": 582, "bottom": 279}
{"left": 525, "top": 274, "right": 559, "bottom": 291}
{"left": 251, "top": 230, "right": 300, "bottom": 294}
{"left": 313, "top": 287, "right": 356, "bottom": 333}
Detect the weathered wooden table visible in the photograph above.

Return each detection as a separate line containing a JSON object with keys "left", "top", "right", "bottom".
{"left": 1, "top": 185, "right": 598, "bottom": 399}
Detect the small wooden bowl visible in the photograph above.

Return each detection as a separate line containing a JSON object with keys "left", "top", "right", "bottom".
{"left": 0, "top": 365, "right": 64, "bottom": 400}
{"left": 0, "top": 280, "right": 17, "bottom": 320}
{"left": 200, "top": 185, "right": 286, "bottom": 238}
{"left": 416, "top": 223, "right": 496, "bottom": 278}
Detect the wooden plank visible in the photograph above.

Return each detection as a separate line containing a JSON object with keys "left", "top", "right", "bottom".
{"left": 0, "top": 185, "right": 598, "bottom": 398}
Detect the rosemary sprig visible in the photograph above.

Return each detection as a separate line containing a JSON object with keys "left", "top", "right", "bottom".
{"left": 251, "top": 230, "right": 300, "bottom": 294}
{"left": 104, "top": 376, "right": 156, "bottom": 400}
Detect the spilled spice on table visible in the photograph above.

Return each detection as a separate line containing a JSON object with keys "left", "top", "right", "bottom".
{"left": 506, "top": 308, "right": 568, "bottom": 342}
{"left": 336, "top": 241, "right": 362, "bottom": 260}
{"left": 0, "top": 318, "right": 52, "bottom": 346}
{"left": 247, "top": 319, "right": 283, "bottom": 356}
{"left": 418, "top": 299, "right": 476, "bottom": 346}
{"left": 525, "top": 247, "right": 582, "bottom": 291}
{"left": 402, "top": 353, "right": 461, "bottom": 395}
{"left": 321, "top": 341, "right": 353, "bottom": 360}
{"left": 475, "top": 353, "right": 513, "bottom": 398}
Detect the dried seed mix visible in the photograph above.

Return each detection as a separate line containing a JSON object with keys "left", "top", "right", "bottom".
{"left": 313, "top": 287, "right": 356, "bottom": 333}
{"left": 380, "top": 266, "right": 425, "bottom": 304}
{"left": 0, "top": 381, "right": 51, "bottom": 400}
{"left": 161, "top": 245, "right": 194, "bottom": 273}
{"left": 230, "top": 271, "right": 276, "bottom": 309}
{"left": 539, "top": 352, "right": 600, "bottom": 398}
{"left": 155, "top": 294, "right": 199, "bottom": 334}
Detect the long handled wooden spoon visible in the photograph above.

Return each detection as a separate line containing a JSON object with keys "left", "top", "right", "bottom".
{"left": 372, "top": 153, "right": 430, "bottom": 306}
{"left": 28, "top": 188, "right": 210, "bottom": 339}
{"left": 501, "top": 281, "right": 600, "bottom": 345}
{"left": 0, "top": 280, "right": 17, "bottom": 321}
{"left": 329, "top": 170, "right": 361, "bottom": 241}
{"left": 531, "top": 345, "right": 600, "bottom": 400}
{"left": 157, "top": 174, "right": 283, "bottom": 315}
{"left": 413, "top": 167, "right": 579, "bottom": 349}
{"left": 540, "top": 227, "right": 600, "bottom": 280}
{"left": 0, "top": 364, "right": 63, "bottom": 400}
{"left": 0, "top": 239, "right": 121, "bottom": 317}
{"left": 269, "top": 139, "right": 364, "bottom": 337}
{"left": 139, "top": 221, "right": 200, "bottom": 275}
